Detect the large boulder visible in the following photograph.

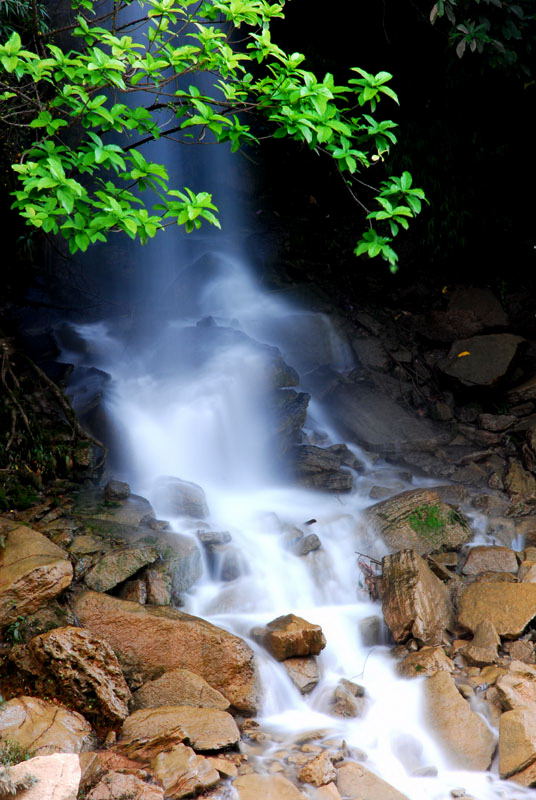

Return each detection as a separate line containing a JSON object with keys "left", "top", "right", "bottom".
{"left": 298, "top": 752, "right": 336, "bottom": 787}
{"left": 458, "top": 582, "right": 536, "bottom": 637}
{"left": 423, "top": 671, "right": 495, "bottom": 771}
{"left": 118, "top": 706, "right": 239, "bottom": 761}
{"left": 335, "top": 762, "right": 409, "bottom": 800}
{"left": 73, "top": 591, "right": 258, "bottom": 713}
{"left": 0, "top": 525, "right": 73, "bottom": 626}
{"left": 0, "top": 697, "right": 93, "bottom": 755}
{"left": 233, "top": 773, "right": 307, "bottom": 800}
{"left": 4, "top": 753, "right": 81, "bottom": 800}
{"left": 152, "top": 476, "right": 209, "bottom": 519}
{"left": 438, "top": 333, "right": 524, "bottom": 387}
{"left": 381, "top": 550, "right": 453, "bottom": 645}
{"left": 84, "top": 546, "right": 159, "bottom": 592}
{"left": 132, "top": 669, "right": 230, "bottom": 711}
{"left": 151, "top": 744, "right": 219, "bottom": 799}
{"left": 499, "top": 708, "right": 536, "bottom": 778}
{"left": 291, "top": 445, "right": 353, "bottom": 493}
{"left": 462, "top": 546, "right": 518, "bottom": 575}
{"left": 10, "top": 626, "right": 131, "bottom": 723}
{"left": 253, "top": 614, "right": 326, "bottom": 661}
{"left": 365, "top": 488, "right": 471, "bottom": 555}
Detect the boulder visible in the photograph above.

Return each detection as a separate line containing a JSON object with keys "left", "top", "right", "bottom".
{"left": 120, "top": 579, "right": 147, "bottom": 604}
{"left": 299, "top": 752, "right": 336, "bottom": 787}
{"left": 75, "top": 491, "right": 155, "bottom": 527}
{"left": 381, "top": 550, "right": 453, "bottom": 645}
{"left": 10, "top": 626, "right": 131, "bottom": 723}
{"left": 132, "top": 669, "right": 230, "bottom": 711}
{"left": 477, "top": 413, "right": 517, "bottom": 432}
{"left": 460, "top": 620, "right": 500, "bottom": 667}
{"left": 272, "top": 389, "right": 310, "bottom": 454}
{"left": 458, "top": 582, "right": 536, "bottom": 637}
{"left": 462, "top": 546, "right": 518, "bottom": 575}
{"left": 448, "top": 287, "right": 508, "bottom": 328}
{"left": 104, "top": 480, "right": 130, "bottom": 502}
{"left": 331, "top": 679, "right": 366, "bottom": 718}
{"left": 508, "top": 375, "right": 536, "bottom": 404}
{"left": 152, "top": 476, "right": 208, "bottom": 518}
{"left": 499, "top": 708, "right": 536, "bottom": 778}
{"left": 144, "top": 565, "right": 171, "bottom": 605}
{"left": 335, "top": 762, "right": 409, "bottom": 800}
{"left": 504, "top": 461, "right": 536, "bottom": 502}
{"left": 3, "top": 753, "right": 81, "bottom": 800}
{"left": 118, "top": 706, "right": 239, "bottom": 761}
{"left": 438, "top": 333, "right": 524, "bottom": 387}
{"left": 254, "top": 614, "right": 326, "bottom": 661}
{"left": 396, "top": 646, "right": 454, "bottom": 678}
{"left": 0, "top": 697, "right": 93, "bottom": 755}
{"left": 233, "top": 773, "right": 307, "bottom": 800}
{"left": 0, "top": 526, "right": 73, "bottom": 626}
{"left": 423, "top": 671, "right": 495, "bottom": 771}
{"left": 151, "top": 744, "right": 219, "bottom": 799}
{"left": 86, "top": 771, "right": 163, "bottom": 800}
{"left": 365, "top": 488, "right": 471, "bottom": 554}
{"left": 73, "top": 591, "right": 258, "bottom": 713}
{"left": 84, "top": 546, "right": 159, "bottom": 592}
{"left": 497, "top": 661, "right": 536, "bottom": 711}
{"left": 291, "top": 446, "right": 353, "bottom": 493}
{"left": 282, "top": 658, "right": 320, "bottom": 694}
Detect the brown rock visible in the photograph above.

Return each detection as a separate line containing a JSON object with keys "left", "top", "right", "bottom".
{"left": 120, "top": 579, "right": 147, "bottom": 604}
{"left": 508, "top": 375, "right": 536, "bottom": 404}
{"left": 460, "top": 620, "right": 500, "bottom": 667}
{"left": 255, "top": 614, "right": 326, "bottom": 661}
{"left": 458, "top": 582, "right": 536, "bottom": 637}
{"left": 151, "top": 744, "right": 219, "bottom": 799}
{"left": 381, "top": 550, "right": 453, "bottom": 645}
{"left": 478, "top": 413, "right": 517, "bottom": 432}
{"left": 233, "top": 773, "right": 306, "bottom": 800}
{"left": 0, "top": 525, "right": 73, "bottom": 626}
{"left": 84, "top": 546, "right": 159, "bottom": 592}
{"left": 145, "top": 563, "right": 172, "bottom": 605}
{"left": 462, "top": 546, "right": 518, "bottom": 575}
{"left": 497, "top": 661, "right": 536, "bottom": 711}
{"left": 519, "top": 562, "right": 536, "bottom": 583}
{"left": 298, "top": 752, "right": 336, "bottom": 786}
{"left": 499, "top": 708, "right": 536, "bottom": 778}
{"left": 423, "top": 672, "right": 495, "bottom": 771}
{"left": 439, "top": 334, "right": 524, "bottom": 387}
{"left": 79, "top": 750, "right": 145, "bottom": 791}
{"left": 0, "top": 697, "right": 93, "bottom": 755}
{"left": 397, "top": 645, "right": 454, "bottom": 678}
{"left": 365, "top": 489, "right": 471, "bottom": 555}
{"left": 310, "top": 784, "right": 342, "bottom": 800}
{"left": 206, "top": 756, "right": 238, "bottom": 778}
{"left": 86, "top": 771, "right": 163, "bottom": 800}
{"left": 504, "top": 640, "right": 536, "bottom": 664}
{"left": 282, "top": 658, "right": 320, "bottom": 694}
{"left": 72, "top": 591, "right": 258, "bottom": 713}
{"left": 335, "top": 761, "right": 409, "bottom": 800}
{"left": 118, "top": 706, "right": 239, "bottom": 761}
{"left": 132, "top": 669, "right": 230, "bottom": 711}
{"left": 505, "top": 461, "right": 536, "bottom": 502}
{"left": 508, "top": 760, "right": 536, "bottom": 787}
{"left": 331, "top": 679, "right": 365, "bottom": 718}
{"left": 10, "top": 626, "right": 131, "bottom": 723}
{"left": 5, "top": 753, "right": 81, "bottom": 800}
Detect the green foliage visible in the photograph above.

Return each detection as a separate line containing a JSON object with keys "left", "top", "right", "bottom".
{"left": 0, "top": 0, "right": 426, "bottom": 268}
{"left": 0, "top": 739, "right": 33, "bottom": 767}
{"left": 408, "top": 504, "right": 446, "bottom": 544}
{"left": 3, "top": 616, "right": 28, "bottom": 644}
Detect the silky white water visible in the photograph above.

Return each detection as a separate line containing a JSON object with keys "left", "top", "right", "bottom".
{"left": 68, "top": 256, "right": 535, "bottom": 800}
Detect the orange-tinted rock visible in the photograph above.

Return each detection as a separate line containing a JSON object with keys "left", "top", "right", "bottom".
{"left": 298, "top": 752, "right": 336, "bottom": 787}
{"left": 151, "top": 744, "right": 219, "bottom": 799}
{"left": 86, "top": 771, "right": 163, "bottom": 800}
{"left": 233, "top": 773, "right": 306, "bottom": 800}
{"left": 335, "top": 762, "right": 409, "bottom": 800}
{"left": 0, "top": 697, "right": 93, "bottom": 756}
{"left": 462, "top": 546, "right": 518, "bottom": 575}
{"left": 132, "top": 669, "right": 229, "bottom": 712}
{"left": 255, "top": 614, "right": 326, "bottom": 661}
{"left": 458, "top": 582, "right": 536, "bottom": 637}
{"left": 397, "top": 646, "right": 454, "bottom": 678}
{"left": 4, "top": 753, "right": 81, "bottom": 800}
{"left": 499, "top": 708, "right": 536, "bottom": 778}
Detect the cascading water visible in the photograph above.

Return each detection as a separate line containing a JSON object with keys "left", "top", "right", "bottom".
{"left": 60, "top": 20, "right": 535, "bottom": 800}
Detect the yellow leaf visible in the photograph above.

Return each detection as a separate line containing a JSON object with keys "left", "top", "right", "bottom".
{"left": 457, "top": 351, "right": 470, "bottom": 357}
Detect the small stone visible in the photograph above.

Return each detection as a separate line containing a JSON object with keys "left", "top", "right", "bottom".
{"left": 86, "top": 771, "right": 163, "bottom": 800}
{"left": 254, "top": 614, "right": 326, "bottom": 661}
{"left": 298, "top": 752, "right": 336, "bottom": 787}
{"left": 104, "top": 480, "right": 130, "bottom": 502}
{"left": 397, "top": 646, "right": 454, "bottom": 678}
{"left": 151, "top": 744, "right": 219, "bottom": 799}
{"left": 283, "top": 657, "right": 320, "bottom": 694}
{"left": 331, "top": 679, "right": 366, "bottom": 718}
{"left": 460, "top": 621, "right": 500, "bottom": 667}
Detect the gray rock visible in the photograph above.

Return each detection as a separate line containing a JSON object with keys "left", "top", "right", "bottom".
{"left": 153, "top": 476, "right": 209, "bottom": 519}
{"left": 439, "top": 334, "right": 524, "bottom": 387}
{"left": 295, "top": 534, "right": 321, "bottom": 555}
{"left": 449, "top": 287, "right": 508, "bottom": 328}
{"left": 104, "top": 480, "right": 130, "bottom": 502}
{"left": 196, "top": 530, "right": 232, "bottom": 547}
{"left": 271, "top": 389, "right": 310, "bottom": 453}
{"left": 292, "top": 445, "right": 353, "bottom": 493}
{"left": 84, "top": 546, "right": 159, "bottom": 592}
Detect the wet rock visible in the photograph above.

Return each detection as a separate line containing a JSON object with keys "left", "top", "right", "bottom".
{"left": 458, "top": 582, "right": 536, "bottom": 637}
{"left": 233, "top": 773, "right": 307, "bottom": 800}
{"left": 84, "top": 546, "right": 159, "bottom": 592}
{"left": 76, "top": 491, "right": 155, "bottom": 527}
{"left": 499, "top": 708, "right": 536, "bottom": 778}
{"left": 132, "top": 669, "right": 230, "bottom": 711}
{"left": 438, "top": 334, "right": 524, "bottom": 387}
{"left": 460, "top": 621, "right": 500, "bottom": 666}
{"left": 462, "top": 546, "right": 518, "bottom": 575}
{"left": 359, "top": 615, "right": 383, "bottom": 647}
{"left": 352, "top": 335, "right": 390, "bottom": 372}
{"left": 10, "top": 626, "right": 131, "bottom": 723}
{"left": 0, "top": 525, "right": 73, "bottom": 626}
{"left": 397, "top": 645, "right": 454, "bottom": 678}
{"left": 73, "top": 591, "right": 258, "bottom": 714}
{"left": 118, "top": 706, "right": 239, "bottom": 760}
{"left": 331, "top": 679, "right": 366, "bottom": 718}
{"left": 159, "top": 533, "right": 202, "bottom": 597}
{"left": 0, "top": 697, "right": 93, "bottom": 755}
{"left": 381, "top": 550, "right": 453, "bottom": 645}
{"left": 299, "top": 752, "right": 336, "bottom": 786}
{"left": 151, "top": 744, "right": 219, "bottom": 799}
{"left": 335, "top": 761, "right": 409, "bottom": 800}
{"left": 504, "top": 460, "right": 536, "bottom": 502}
{"left": 254, "top": 614, "right": 326, "bottom": 661}
{"left": 496, "top": 661, "right": 536, "bottom": 711}
{"left": 282, "top": 658, "right": 320, "bottom": 694}
{"left": 152, "top": 476, "right": 209, "bottom": 519}
{"left": 104, "top": 480, "right": 130, "bottom": 502}
{"left": 424, "top": 672, "right": 495, "bottom": 771}
{"left": 196, "top": 531, "right": 232, "bottom": 546}
{"left": 272, "top": 389, "right": 310, "bottom": 454}
{"left": 5, "top": 753, "right": 81, "bottom": 800}
{"left": 294, "top": 534, "right": 322, "bottom": 556}
{"left": 365, "top": 488, "right": 471, "bottom": 555}
{"left": 86, "top": 772, "right": 163, "bottom": 800}
{"left": 210, "top": 544, "right": 248, "bottom": 582}
{"left": 291, "top": 445, "right": 353, "bottom": 493}
{"left": 70, "top": 534, "right": 107, "bottom": 555}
